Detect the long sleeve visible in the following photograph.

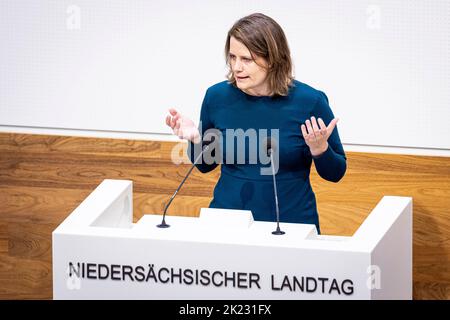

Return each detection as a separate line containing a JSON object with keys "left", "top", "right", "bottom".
{"left": 309, "top": 91, "right": 347, "bottom": 182}
{"left": 186, "top": 89, "right": 219, "bottom": 173}
{"left": 187, "top": 80, "right": 341, "bottom": 229}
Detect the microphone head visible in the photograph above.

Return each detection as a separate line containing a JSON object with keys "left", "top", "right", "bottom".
{"left": 262, "top": 136, "right": 277, "bottom": 156}
{"left": 202, "top": 131, "right": 220, "bottom": 151}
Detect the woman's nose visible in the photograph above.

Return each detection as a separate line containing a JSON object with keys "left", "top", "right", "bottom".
{"left": 234, "top": 60, "right": 243, "bottom": 72}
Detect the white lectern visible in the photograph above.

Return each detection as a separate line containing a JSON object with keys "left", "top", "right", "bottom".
{"left": 52, "top": 179, "right": 412, "bottom": 300}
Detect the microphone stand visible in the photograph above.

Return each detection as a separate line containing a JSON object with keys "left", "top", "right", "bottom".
{"left": 269, "top": 148, "right": 285, "bottom": 235}
{"left": 157, "top": 143, "right": 211, "bottom": 228}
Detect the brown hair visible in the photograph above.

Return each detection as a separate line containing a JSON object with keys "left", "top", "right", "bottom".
{"left": 225, "top": 13, "right": 294, "bottom": 96}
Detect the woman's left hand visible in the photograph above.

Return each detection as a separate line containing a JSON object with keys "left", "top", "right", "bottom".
{"left": 301, "top": 116, "right": 339, "bottom": 157}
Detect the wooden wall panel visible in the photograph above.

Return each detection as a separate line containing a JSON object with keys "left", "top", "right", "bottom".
{"left": 0, "top": 132, "right": 448, "bottom": 299}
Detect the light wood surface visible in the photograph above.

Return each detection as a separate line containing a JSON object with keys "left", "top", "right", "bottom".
{"left": 0, "top": 132, "right": 448, "bottom": 299}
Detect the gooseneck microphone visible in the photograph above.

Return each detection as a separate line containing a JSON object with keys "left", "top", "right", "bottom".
{"left": 264, "top": 138, "right": 285, "bottom": 235}
{"left": 157, "top": 137, "right": 214, "bottom": 228}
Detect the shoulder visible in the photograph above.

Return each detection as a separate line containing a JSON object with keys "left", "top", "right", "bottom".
{"left": 291, "top": 80, "right": 336, "bottom": 119}
{"left": 202, "top": 80, "right": 241, "bottom": 106}
{"left": 289, "top": 80, "right": 328, "bottom": 106}
{"left": 205, "top": 80, "right": 236, "bottom": 98}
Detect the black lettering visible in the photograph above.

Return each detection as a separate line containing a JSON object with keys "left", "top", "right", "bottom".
{"left": 200, "top": 270, "right": 210, "bottom": 286}
{"left": 122, "top": 265, "right": 134, "bottom": 281}
{"left": 171, "top": 268, "right": 182, "bottom": 284}
{"left": 69, "top": 262, "right": 80, "bottom": 278}
{"left": 183, "top": 269, "right": 193, "bottom": 285}
{"left": 318, "top": 277, "right": 328, "bottom": 293}
{"left": 271, "top": 275, "right": 280, "bottom": 290}
{"left": 329, "top": 278, "right": 341, "bottom": 294}
{"left": 98, "top": 264, "right": 109, "bottom": 279}
{"left": 158, "top": 268, "right": 170, "bottom": 283}
{"left": 306, "top": 277, "right": 317, "bottom": 292}
{"left": 87, "top": 263, "right": 97, "bottom": 279}
{"left": 293, "top": 276, "right": 304, "bottom": 291}
{"left": 224, "top": 272, "right": 236, "bottom": 287}
{"left": 342, "top": 279, "right": 354, "bottom": 295}
{"left": 281, "top": 276, "right": 292, "bottom": 291}
{"left": 212, "top": 271, "right": 223, "bottom": 287}
{"left": 145, "top": 264, "right": 157, "bottom": 282}
{"left": 111, "top": 264, "right": 120, "bottom": 281}
{"left": 249, "top": 273, "right": 261, "bottom": 289}
{"left": 237, "top": 272, "right": 247, "bottom": 289}
{"left": 135, "top": 266, "right": 145, "bottom": 282}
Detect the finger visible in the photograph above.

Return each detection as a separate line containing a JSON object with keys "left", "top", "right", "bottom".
{"left": 318, "top": 118, "right": 327, "bottom": 136}
{"left": 172, "top": 114, "right": 181, "bottom": 127}
{"left": 301, "top": 124, "right": 314, "bottom": 145}
{"left": 169, "top": 115, "right": 178, "bottom": 129}
{"left": 169, "top": 108, "right": 178, "bottom": 116}
{"left": 175, "top": 121, "right": 182, "bottom": 137}
{"left": 311, "top": 116, "right": 320, "bottom": 135}
{"left": 190, "top": 130, "right": 199, "bottom": 143}
{"left": 300, "top": 124, "right": 308, "bottom": 138}
{"left": 192, "top": 135, "right": 200, "bottom": 144}
{"left": 169, "top": 116, "right": 175, "bottom": 128}
{"left": 192, "top": 130, "right": 200, "bottom": 144}
{"left": 170, "top": 112, "right": 181, "bottom": 128}
{"left": 305, "top": 119, "right": 316, "bottom": 140}
{"left": 327, "top": 118, "right": 339, "bottom": 136}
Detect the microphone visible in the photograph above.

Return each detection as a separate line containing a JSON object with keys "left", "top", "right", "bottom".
{"left": 264, "top": 137, "right": 285, "bottom": 235}
{"left": 157, "top": 135, "right": 216, "bottom": 228}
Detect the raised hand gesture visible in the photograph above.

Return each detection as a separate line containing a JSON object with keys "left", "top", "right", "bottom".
{"left": 301, "top": 116, "right": 339, "bottom": 157}
{"left": 165, "top": 108, "right": 201, "bottom": 144}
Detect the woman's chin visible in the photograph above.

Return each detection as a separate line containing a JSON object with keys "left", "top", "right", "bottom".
{"left": 236, "top": 83, "right": 248, "bottom": 90}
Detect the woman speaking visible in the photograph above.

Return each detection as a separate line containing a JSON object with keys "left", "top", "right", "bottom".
{"left": 166, "top": 13, "right": 346, "bottom": 234}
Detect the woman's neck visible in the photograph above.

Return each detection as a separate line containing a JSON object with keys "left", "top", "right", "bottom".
{"left": 242, "top": 86, "right": 272, "bottom": 97}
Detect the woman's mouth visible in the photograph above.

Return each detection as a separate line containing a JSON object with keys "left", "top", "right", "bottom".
{"left": 236, "top": 76, "right": 249, "bottom": 81}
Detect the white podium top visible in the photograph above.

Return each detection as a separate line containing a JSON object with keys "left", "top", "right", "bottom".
{"left": 54, "top": 179, "right": 411, "bottom": 253}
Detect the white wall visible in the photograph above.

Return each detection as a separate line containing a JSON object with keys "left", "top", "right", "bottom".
{"left": 1, "top": 0, "right": 449, "bottom": 154}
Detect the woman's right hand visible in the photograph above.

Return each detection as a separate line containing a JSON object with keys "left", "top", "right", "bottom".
{"left": 165, "top": 108, "right": 201, "bottom": 144}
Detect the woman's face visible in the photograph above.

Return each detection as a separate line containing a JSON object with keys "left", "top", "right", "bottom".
{"left": 229, "top": 36, "right": 270, "bottom": 96}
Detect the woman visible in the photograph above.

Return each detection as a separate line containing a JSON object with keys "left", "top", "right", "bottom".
{"left": 165, "top": 13, "right": 346, "bottom": 234}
